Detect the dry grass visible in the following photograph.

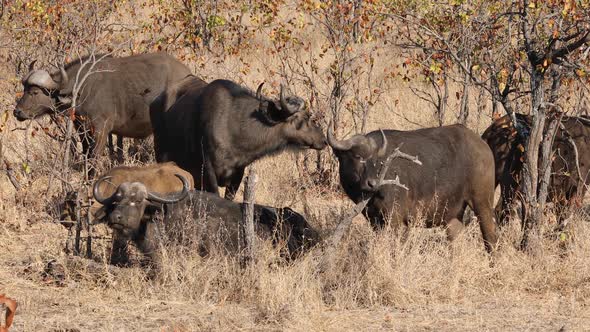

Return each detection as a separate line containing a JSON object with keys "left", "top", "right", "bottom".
{"left": 1, "top": 2, "right": 590, "bottom": 331}
{"left": 1, "top": 199, "right": 590, "bottom": 331}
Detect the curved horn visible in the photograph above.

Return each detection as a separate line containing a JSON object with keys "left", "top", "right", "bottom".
{"left": 26, "top": 70, "right": 59, "bottom": 90}
{"left": 376, "top": 129, "right": 388, "bottom": 157}
{"left": 146, "top": 174, "right": 190, "bottom": 204}
{"left": 278, "top": 84, "right": 300, "bottom": 115}
{"left": 28, "top": 60, "right": 37, "bottom": 72}
{"left": 93, "top": 176, "right": 117, "bottom": 205}
{"left": 256, "top": 82, "right": 264, "bottom": 100}
{"left": 327, "top": 121, "right": 353, "bottom": 151}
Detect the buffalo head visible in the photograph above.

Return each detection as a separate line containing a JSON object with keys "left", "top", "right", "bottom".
{"left": 93, "top": 174, "right": 189, "bottom": 237}
{"left": 14, "top": 60, "right": 70, "bottom": 121}
{"left": 256, "top": 83, "right": 327, "bottom": 150}
{"left": 328, "top": 125, "right": 388, "bottom": 192}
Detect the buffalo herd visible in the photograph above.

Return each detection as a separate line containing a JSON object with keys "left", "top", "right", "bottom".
{"left": 13, "top": 52, "right": 590, "bottom": 271}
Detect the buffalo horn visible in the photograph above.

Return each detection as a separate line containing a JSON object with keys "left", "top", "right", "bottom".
{"left": 28, "top": 60, "right": 37, "bottom": 72}
{"left": 146, "top": 174, "right": 190, "bottom": 204}
{"left": 256, "top": 82, "right": 264, "bottom": 100}
{"left": 93, "top": 176, "right": 117, "bottom": 205}
{"left": 279, "top": 84, "right": 301, "bottom": 115}
{"left": 376, "top": 129, "right": 388, "bottom": 157}
{"left": 26, "top": 70, "right": 60, "bottom": 90}
{"left": 327, "top": 121, "right": 353, "bottom": 151}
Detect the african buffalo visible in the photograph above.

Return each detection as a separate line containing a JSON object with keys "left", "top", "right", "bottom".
{"left": 14, "top": 52, "right": 191, "bottom": 163}
{"left": 481, "top": 113, "right": 590, "bottom": 227}
{"left": 92, "top": 162, "right": 195, "bottom": 266}
{"left": 150, "top": 79, "right": 327, "bottom": 200}
{"left": 93, "top": 174, "right": 319, "bottom": 271}
{"left": 328, "top": 124, "right": 498, "bottom": 252}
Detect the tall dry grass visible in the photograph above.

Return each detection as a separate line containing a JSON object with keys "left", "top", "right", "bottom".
{"left": 1, "top": 168, "right": 590, "bottom": 330}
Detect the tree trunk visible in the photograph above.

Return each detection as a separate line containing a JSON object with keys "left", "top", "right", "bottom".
{"left": 437, "top": 78, "right": 449, "bottom": 127}
{"left": 240, "top": 167, "right": 257, "bottom": 265}
{"left": 521, "top": 70, "right": 546, "bottom": 248}
{"left": 458, "top": 71, "right": 470, "bottom": 125}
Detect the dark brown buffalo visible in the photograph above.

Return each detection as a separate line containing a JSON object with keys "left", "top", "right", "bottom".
{"left": 328, "top": 124, "right": 498, "bottom": 252}
{"left": 150, "top": 79, "right": 327, "bottom": 200}
{"left": 481, "top": 113, "right": 590, "bottom": 226}
{"left": 93, "top": 175, "right": 319, "bottom": 271}
{"left": 14, "top": 52, "right": 191, "bottom": 161}
{"left": 92, "top": 162, "right": 195, "bottom": 266}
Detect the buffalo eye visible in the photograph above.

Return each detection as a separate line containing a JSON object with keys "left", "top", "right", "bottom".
{"left": 354, "top": 154, "right": 366, "bottom": 163}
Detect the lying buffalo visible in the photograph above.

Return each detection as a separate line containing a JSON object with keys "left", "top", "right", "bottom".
{"left": 328, "top": 124, "right": 498, "bottom": 252}
{"left": 93, "top": 174, "right": 319, "bottom": 270}
{"left": 92, "top": 162, "right": 195, "bottom": 266}
{"left": 150, "top": 79, "right": 327, "bottom": 200}
{"left": 15, "top": 52, "right": 191, "bottom": 162}
{"left": 481, "top": 113, "right": 590, "bottom": 227}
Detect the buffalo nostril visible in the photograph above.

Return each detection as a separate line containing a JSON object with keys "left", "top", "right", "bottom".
{"left": 111, "top": 212, "right": 122, "bottom": 223}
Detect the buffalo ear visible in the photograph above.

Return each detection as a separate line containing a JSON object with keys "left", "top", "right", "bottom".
{"left": 256, "top": 101, "right": 281, "bottom": 124}
{"left": 92, "top": 206, "right": 107, "bottom": 224}
{"left": 267, "top": 101, "right": 293, "bottom": 121}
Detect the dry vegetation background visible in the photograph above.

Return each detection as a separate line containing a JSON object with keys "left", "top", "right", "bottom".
{"left": 0, "top": 0, "right": 589, "bottom": 331}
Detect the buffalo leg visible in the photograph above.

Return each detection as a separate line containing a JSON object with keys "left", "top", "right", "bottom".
{"left": 224, "top": 167, "right": 245, "bottom": 201}
{"left": 107, "top": 134, "right": 123, "bottom": 163}
{"left": 87, "top": 124, "right": 110, "bottom": 178}
{"left": 108, "top": 134, "right": 114, "bottom": 157}
{"left": 471, "top": 197, "right": 499, "bottom": 253}
{"left": 117, "top": 135, "right": 124, "bottom": 163}
{"left": 446, "top": 218, "right": 465, "bottom": 242}
{"left": 110, "top": 233, "right": 130, "bottom": 267}
{"left": 203, "top": 159, "right": 220, "bottom": 196}
{"left": 496, "top": 183, "right": 514, "bottom": 227}
{"left": 136, "top": 223, "right": 161, "bottom": 277}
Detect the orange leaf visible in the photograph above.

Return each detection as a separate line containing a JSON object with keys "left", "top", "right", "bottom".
{"left": 0, "top": 294, "right": 17, "bottom": 331}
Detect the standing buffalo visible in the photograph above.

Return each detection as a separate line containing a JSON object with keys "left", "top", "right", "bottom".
{"left": 93, "top": 174, "right": 319, "bottom": 271}
{"left": 150, "top": 79, "right": 327, "bottom": 200}
{"left": 328, "top": 124, "right": 498, "bottom": 252}
{"left": 14, "top": 52, "right": 191, "bottom": 162}
{"left": 481, "top": 113, "right": 590, "bottom": 226}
